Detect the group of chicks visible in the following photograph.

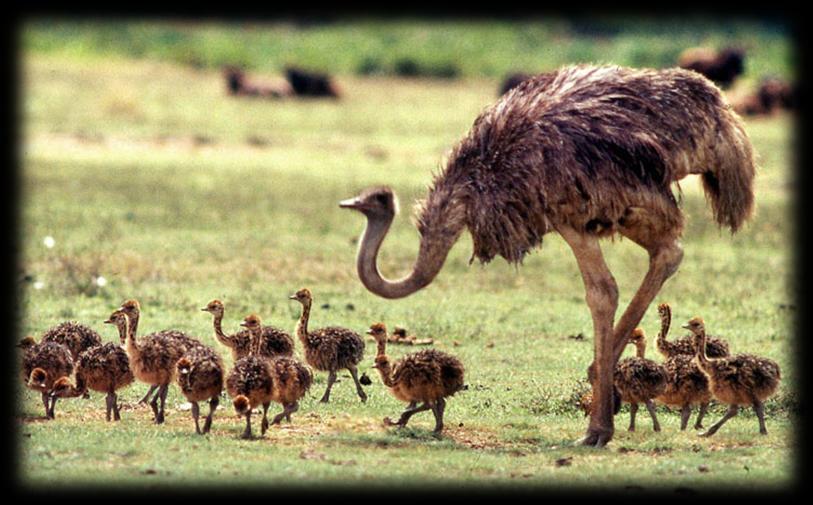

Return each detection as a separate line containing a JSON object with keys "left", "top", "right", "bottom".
{"left": 581, "top": 303, "right": 781, "bottom": 437}
{"left": 18, "top": 288, "right": 465, "bottom": 438}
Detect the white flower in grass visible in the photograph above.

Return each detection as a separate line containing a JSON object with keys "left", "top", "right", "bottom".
{"left": 33, "top": 281, "right": 45, "bottom": 290}
{"left": 43, "top": 236, "right": 55, "bottom": 249}
{"left": 95, "top": 276, "right": 107, "bottom": 287}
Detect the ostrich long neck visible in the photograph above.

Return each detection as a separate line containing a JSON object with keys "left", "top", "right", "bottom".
{"left": 211, "top": 311, "right": 232, "bottom": 347}
{"left": 373, "top": 337, "right": 397, "bottom": 387}
{"left": 296, "top": 301, "right": 312, "bottom": 347}
{"left": 635, "top": 340, "right": 646, "bottom": 359}
{"left": 657, "top": 310, "right": 671, "bottom": 349}
{"left": 248, "top": 326, "right": 262, "bottom": 356}
{"left": 129, "top": 312, "right": 139, "bottom": 340}
{"left": 695, "top": 329, "right": 710, "bottom": 369}
{"left": 119, "top": 317, "right": 140, "bottom": 361}
{"left": 356, "top": 202, "right": 464, "bottom": 300}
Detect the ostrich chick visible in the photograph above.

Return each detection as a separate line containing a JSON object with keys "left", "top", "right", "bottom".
{"left": 117, "top": 299, "right": 203, "bottom": 411}
{"left": 225, "top": 315, "right": 276, "bottom": 439}
{"left": 289, "top": 288, "right": 367, "bottom": 403}
{"left": 614, "top": 328, "right": 668, "bottom": 432}
{"left": 655, "top": 303, "right": 729, "bottom": 359}
{"left": 201, "top": 299, "right": 294, "bottom": 361}
{"left": 106, "top": 308, "right": 197, "bottom": 424}
{"left": 654, "top": 304, "right": 712, "bottom": 430}
{"left": 176, "top": 345, "right": 224, "bottom": 435}
{"left": 367, "top": 323, "right": 465, "bottom": 435}
{"left": 19, "top": 337, "right": 74, "bottom": 419}
{"left": 683, "top": 317, "right": 781, "bottom": 436}
{"left": 51, "top": 343, "right": 134, "bottom": 421}
{"left": 243, "top": 314, "right": 313, "bottom": 426}
{"left": 40, "top": 321, "right": 103, "bottom": 362}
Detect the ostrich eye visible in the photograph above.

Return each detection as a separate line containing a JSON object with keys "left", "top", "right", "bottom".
{"left": 375, "top": 193, "right": 388, "bottom": 205}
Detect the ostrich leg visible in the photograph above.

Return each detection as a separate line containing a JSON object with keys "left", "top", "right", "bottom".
{"left": 558, "top": 226, "right": 619, "bottom": 448}
{"left": 610, "top": 238, "right": 683, "bottom": 362}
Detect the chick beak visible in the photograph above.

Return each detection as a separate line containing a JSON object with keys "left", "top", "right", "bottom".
{"left": 681, "top": 324, "right": 691, "bottom": 330}
{"left": 288, "top": 295, "right": 298, "bottom": 300}
{"left": 365, "top": 329, "right": 374, "bottom": 335}
{"left": 103, "top": 318, "right": 113, "bottom": 324}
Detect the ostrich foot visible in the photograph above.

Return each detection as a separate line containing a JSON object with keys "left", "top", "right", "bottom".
{"left": 383, "top": 416, "right": 403, "bottom": 427}
{"left": 579, "top": 427, "right": 613, "bottom": 448}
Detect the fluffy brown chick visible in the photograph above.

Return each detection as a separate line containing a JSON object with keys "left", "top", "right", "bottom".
{"left": 243, "top": 314, "right": 313, "bottom": 426}
{"left": 614, "top": 328, "right": 668, "bottom": 432}
{"left": 118, "top": 298, "right": 203, "bottom": 405}
{"left": 367, "top": 322, "right": 465, "bottom": 435}
{"left": 684, "top": 316, "right": 781, "bottom": 436}
{"left": 655, "top": 303, "right": 729, "bottom": 359}
{"left": 51, "top": 342, "right": 134, "bottom": 421}
{"left": 20, "top": 338, "right": 74, "bottom": 419}
{"left": 653, "top": 304, "right": 711, "bottom": 430}
{"left": 106, "top": 307, "right": 200, "bottom": 424}
{"left": 201, "top": 299, "right": 294, "bottom": 361}
{"left": 176, "top": 344, "right": 224, "bottom": 435}
{"left": 290, "top": 288, "right": 367, "bottom": 403}
{"left": 40, "top": 321, "right": 103, "bottom": 362}
{"left": 225, "top": 318, "right": 275, "bottom": 439}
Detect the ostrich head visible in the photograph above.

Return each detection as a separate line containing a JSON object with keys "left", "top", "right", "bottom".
{"left": 240, "top": 314, "right": 262, "bottom": 329}
{"left": 50, "top": 377, "right": 76, "bottom": 398}
{"left": 233, "top": 395, "right": 251, "bottom": 415}
{"left": 629, "top": 327, "right": 647, "bottom": 357}
{"left": 682, "top": 316, "right": 705, "bottom": 335}
{"left": 366, "top": 322, "right": 388, "bottom": 342}
{"left": 202, "top": 299, "right": 225, "bottom": 316}
{"left": 339, "top": 186, "right": 399, "bottom": 219}
{"left": 28, "top": 368, "right": 49, "bottom": 391}
{"left": 682, "top": 316, "right": 706, "bottom": 352}
{"left": 104, "top": 310, "right": 130, "bottom": 344}
{"left": 289, "top": 288, "right": 313, "bottom": 306}
{"left": 17, "top": 336, "right": 37, "bottom": 349}
{"left": 118, "top": 299, "right": 140, "bottom": 320}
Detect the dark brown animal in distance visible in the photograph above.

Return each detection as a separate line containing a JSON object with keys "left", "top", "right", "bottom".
{"left": 678, "top": 47, "right": 745, "bottom": 89}
{"left": 222, "top": 66, "right": 293, "bottom": 98}
{"left": 284, "top": 66, "right": 341, "bottom": 98}
{"left": 340, "top": 64, "right": 756, "bottom": 447}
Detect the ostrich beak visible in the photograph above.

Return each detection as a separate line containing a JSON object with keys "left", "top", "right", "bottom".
{"left": 201, "top": 307, "right": 209, "bottom": 312}
{"left": 103, "top": 318, "right": 113, "bottom": 324}
{"left": 288, "top": 294, "right": 298, "bottom": 300}
{"left": 681, "top": 324, "right": 691, "bottom": 329}
{"left": 240, "top": 322, "right": 249, "bottom": 327}
{"left": 339, "top": 197, "right": 363, "bottom": 210}
{"left": 365, "top": 329, "right": 374, "bottom": 335}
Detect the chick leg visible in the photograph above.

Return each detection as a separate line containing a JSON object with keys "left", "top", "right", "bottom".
{"left": 203, "top": 395, "right": 218, "bottom": 434}
{"left": 679, "top": 404, "right": 691, "bottom": 431}
{"left": 384, "top": 402, "right": 431, "bottom": 428}
{"left": 645, "top": 400, "right": 661, "bottom": 432}
{"left": 139, "top": 385, "right": 158, "bottom": 405}
{"left": 431, "top": 398, "right": 447, "bottom": 435}
{"left": 694, "top": 402, "right": 708, "bottom": 429}
{"left": 241, "top": 412, "right": 252, "bottom": 439}
{"left": 320, "top": 371, "right": 337, "bottom": 403}
{"left": 628, "top": 403, "right": 638, "bottom": 432}
{"left": 191, "top": 401, "right": 201, "bottom": 435}
{"left": 700, "top": 405, "right": 739, "bottom": 437}
{"left": 348, "top": 365, "right": 367, "bottom": 402}
{"left": 261, "top": 402, "right": 270, "bottom": 435}
{"left": 753, "top": 400, "right": 768, "bottom": 435}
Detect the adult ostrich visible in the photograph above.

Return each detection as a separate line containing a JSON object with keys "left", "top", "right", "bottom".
{"left": 339, "top": 65, "right": 755, "bottom": 447}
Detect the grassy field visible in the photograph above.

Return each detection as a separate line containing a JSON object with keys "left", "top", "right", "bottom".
{"left": 17, "top": 22, "right": 796, "bottom": 491}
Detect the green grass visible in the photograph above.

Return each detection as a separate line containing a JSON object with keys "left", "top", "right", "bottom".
{"left": 17, "top": 32, "right": 796, "bottom": 490}
{"left": 21, "top": 18, "right": 794, "bottom": 80}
